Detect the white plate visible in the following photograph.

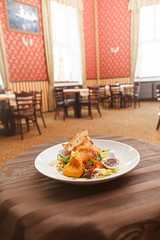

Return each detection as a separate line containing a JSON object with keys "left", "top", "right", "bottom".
{"left": 34, "top": 139, "right": 140, "bottom": 185}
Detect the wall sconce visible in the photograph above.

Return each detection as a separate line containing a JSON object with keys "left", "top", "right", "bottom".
{"left": 22, "top": 37, "right": 33, "bottom": 47}
{"left": 110, "top": 46, "right": 119, "bottom": 53}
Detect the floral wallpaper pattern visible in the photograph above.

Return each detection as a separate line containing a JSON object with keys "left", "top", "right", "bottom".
{"left": 98, "top": 0, "right": 131, "bottom": 78}
{"left": 0, "top": 0, "right": 131, "bottom": 81}
{"left": 83, "top": 0, "right": 97, "bottom": 79}
{"left": 0, "top": 0, "right": 47, "bottom": 81}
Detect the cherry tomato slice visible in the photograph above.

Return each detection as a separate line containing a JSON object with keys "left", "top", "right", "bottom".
{"left": 93, "top": 161, "right": 104, "bottom": 169}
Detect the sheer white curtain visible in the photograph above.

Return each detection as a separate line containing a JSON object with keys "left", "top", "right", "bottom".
{"left": 128, "top": 0, "right": 160, "bottom": 9}
{"left": 136, "top": 4, "right": 160, "bottom": 78}
{"left": 51, "top": 1, "right": 82, "bottom": 84}
{"left": 0, "top": 74, "right": 4, "bottom": 89}
{"left": 0, "top": 19, "right": 10, "bottom": 90}
{"left": 128, "top": 0, "right": 160, "bottom": 82}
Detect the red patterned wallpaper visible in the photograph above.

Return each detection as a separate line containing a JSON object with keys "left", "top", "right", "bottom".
{"left": 83, "top": 0, "right": 97, "bottom": 79}
{"left": 0, "top": 0, "right": 130, "bottom": 82}
{"left": 97, "top": 0, "right": 131, "bottom": 78}
{"left": 0, "top": 0, "right": 47, "bottom": 81}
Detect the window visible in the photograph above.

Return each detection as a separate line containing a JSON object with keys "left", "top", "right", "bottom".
{"left": 51, "top": 1, "right": 82, "bottom": 84}
{"left": 136, "top": 4, "right": 160, "bottom": 79}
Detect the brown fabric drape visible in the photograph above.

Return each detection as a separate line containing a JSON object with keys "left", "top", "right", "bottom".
{"left": 1, "top": 136, "right": 160, "bottom": 240}
{"left": 0, "top": 19, "right": 10, "bottom": 89}
{"left": 41, "top": 0, "right": 55, "bottom": 111}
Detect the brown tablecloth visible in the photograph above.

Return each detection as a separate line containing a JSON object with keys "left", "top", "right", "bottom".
{"left": 1, "top": 136, "right": 160, "bottom": 240}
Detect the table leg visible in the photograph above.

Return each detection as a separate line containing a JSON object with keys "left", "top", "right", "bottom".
{"left": 75, "top": 92, "right": 81, "bottom": 118}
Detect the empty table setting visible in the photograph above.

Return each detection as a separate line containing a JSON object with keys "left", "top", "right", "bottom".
{"left": 0, "top": 133, "right": 160, "bottom": 240}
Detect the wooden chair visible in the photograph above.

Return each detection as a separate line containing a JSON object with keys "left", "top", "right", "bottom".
{"left": 156, "top": 84, "right": 160, "bottom": 130}
{"left": 54, "top": 88, "right": 75, "bottom": 121}
{"left": 14, "top": 92, "right": 41, "bottom": 140}
{"left": 33, "top": 90, "right": 46, "bottom": 128}
{"left": 124, "top": 87, "right": 134, "bottom": 107}
{"left": 80, "top": 86, "right": 101, "bottom": 119}
{"left": 22, "top": 91, "right": 46, "bottom": 128}
{"left": 109, "top": 85, "right": 125, "bottom": 109}
{"left": 123, "top": 83, "right": 141, "bottom": 108}
{"left": 133, "top": 82, "right": 141, "bottom": 108}
{"left": 99, "top": 85, "right": 110, "bottom": 108}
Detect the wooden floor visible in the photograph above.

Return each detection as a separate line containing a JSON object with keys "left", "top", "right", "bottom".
{"left": 0, "top": 101, "right": 160, "bottom": 169}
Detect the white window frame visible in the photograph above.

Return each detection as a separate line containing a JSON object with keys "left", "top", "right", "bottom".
{"left": 136, "top": 4, "right": 160, "bottom": 81}
{"left": 51, "top": 2, "right": 82, "bottom": 84}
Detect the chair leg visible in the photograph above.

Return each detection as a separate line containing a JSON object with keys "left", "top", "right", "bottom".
{"left": 134, "top": 96, "right": 137, "bottom": 108}
{"left": 19, "top": 119, "right": 23, "bottom": 140}
{"left": 156, "top": 118, "right": 160, "bottom": 130}
{"left": 63, "top": 107, "right": 66, "bottom": 121}
{"left": 40, "top": 111, "right": 46, "bottom": 128}
{"left": 89, "top": 105, "right": 92, "bottom": 119}
{"left": 54, "top": 107, "right": 58, "bottom": 120}
{"left": 26, "top": 118, "right": 30, "bottom": 132}
{"left": 90, "top": 110, "right": 93, "bottom": 119}
{"left": 97, "top": 104, "right": 102, "bottom": 117}
{"left": 88, "top": 105, "right": 91, "bottom": 116}
{"left": 34, "top": 114, "right": 41, "bottom": 135}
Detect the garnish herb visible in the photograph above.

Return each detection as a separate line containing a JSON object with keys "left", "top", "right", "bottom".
{"left": 57, "top": 154, "right": 71, "bottom": 167}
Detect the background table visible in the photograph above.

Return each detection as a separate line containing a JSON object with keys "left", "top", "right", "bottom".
{"left": 1, "top": 136, "right": 160, "bottom": 240}
{"left": 63, "top": 88, "right": 89, "bottom": 118}
{"left": 0, "top": 94, "right": 16, "bottom": 106}
{"left": 105, "top": 84, "right": 134, "bottom": 92}
{"left": 0, "top": 94, "right": 16, "bottom": 136}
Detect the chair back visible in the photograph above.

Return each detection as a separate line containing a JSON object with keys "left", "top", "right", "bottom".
{"left": 99, "top": 85, "right": 107, "bottom": 97}
{"left": 88, "top": 86, "right": 100, "bottom": 103}
{"left": 109, "top": 85, "right": 121, "bottom": 96}
{"left": 134, "top": 82, "right": 140, "bottom": 97}
{"left": 124, "top": 86, "right": 134, "bottom": 96}
{"left": 15, "top": 92, "right": 34, "bottom": 115}
{"left": 156, "top": 84, "right": 160, "bottom": 101}
{"left": 54, "top": 88, "right": 64, "bottom": 105}
{"left": 34, "top": 90, "right": 43, "bottom": 110}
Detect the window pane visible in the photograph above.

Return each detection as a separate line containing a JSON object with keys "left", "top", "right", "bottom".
{"left": 51, "top": 2, "right": 82, "bottom": 84}
{"left": 54, "top": 46, "right": 70, "bottom": 81}
{"left": 67, "top": 7, "right": 82, "bottom": 82}
{"left": 139, "top": 5, "right": 154, "bottom": 41}
{"left": 155, "top": 4, "right": 160, "bottom": 39}
{"left": 51, "top": 2, "right": 68, "bottom": 43}
{"left": 140, "top": 42, "right": 160, "bottom": 77}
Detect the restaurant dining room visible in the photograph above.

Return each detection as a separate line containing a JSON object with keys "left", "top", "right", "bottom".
{"left": 1, "top": 0, "right": 160, "bottom": 240}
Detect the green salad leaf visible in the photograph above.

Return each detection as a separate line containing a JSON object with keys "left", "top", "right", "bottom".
{"left": 57, "top": 154, "right": 71, "bottom": 167}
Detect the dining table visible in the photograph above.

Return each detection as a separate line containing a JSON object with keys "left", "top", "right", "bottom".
{"left": 0, "top": 93, "right": 16, "bottom": 106}
{"left": 63, "top": 88, "right": 89, "bottom": 118}
{"left": 0, "top": 135, "right": 160, "bottom": 240}
{"left": 105, "top": 84, "right": 134, "bottom": 93}
{"left": 105, "top": 84, "right": 134, "bottom": 109}
{"left": 0, "top": 93, "right": 16, "bottom": 136}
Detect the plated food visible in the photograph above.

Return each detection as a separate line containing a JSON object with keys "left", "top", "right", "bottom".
{"left": 54, "top": 130, "right": 121, "bottom": 179}
{"left": 35, "top": 136, "right": 140, "bottom": 185}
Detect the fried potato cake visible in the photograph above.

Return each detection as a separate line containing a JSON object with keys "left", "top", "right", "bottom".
{"left": 63, "top": 155, "right": 84, "bottom": 178}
